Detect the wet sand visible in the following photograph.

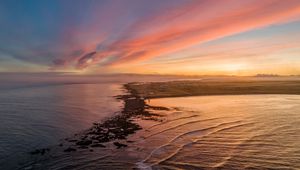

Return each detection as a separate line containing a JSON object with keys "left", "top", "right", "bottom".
{"left": 52, "top": 79, "right": 300, "bottom": 152}
{"left": 24, "top": 78, "right": 300, "bottom": 169}
{"left": 30, "top": 79, "right": 300, "bottom": 153}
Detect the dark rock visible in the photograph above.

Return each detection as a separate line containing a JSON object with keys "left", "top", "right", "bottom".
{"left": 68, "top": 139, "right": 78, "bottom": 142}
{"left": 96, "top": 137, "right": 109, "bottom": 143}
{"left": 78, "top": 146, "right": 88, "bottom": 149}
{"left": 63, "top": 86, "right": 162, "bottom": 152}
{"left": 64, "top": 147, "right": 76, "bottom": 152}
{"left": 113, "top": 142, "right": 128, "bottom": 149}
{"left": 81, "top": 135, "right": 88, "bottom": 140}
{"left": 76, "top": 140, "right": 92, "bottom": 146}
{"left": 91, "top": 143, "right": 106, "bottom": 148}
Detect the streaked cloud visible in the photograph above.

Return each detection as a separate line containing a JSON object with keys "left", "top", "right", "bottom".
{"left": 0, "top": 0, "right": 300, "bottom": 75}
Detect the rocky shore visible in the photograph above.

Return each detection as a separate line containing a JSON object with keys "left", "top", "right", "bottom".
{"left": 30, "top": 79, "right": 300, "bottom": 155}
{"left": 30, "top": 83, "right": 168, "bottom": 155}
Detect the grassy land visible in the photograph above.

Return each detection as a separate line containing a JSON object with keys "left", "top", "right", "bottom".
{"left": 126, "top": 78, "right": 300, "bottom": 99}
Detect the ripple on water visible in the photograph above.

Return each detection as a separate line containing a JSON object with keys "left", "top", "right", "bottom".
{"left": 135, "top": 95, "right": 300, "bottom": 170}
{"left": 2, "top": 94, "right": 299, "bottom": 169}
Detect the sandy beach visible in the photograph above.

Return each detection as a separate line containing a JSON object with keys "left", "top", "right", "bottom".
{"left": 53, "top": 78, "right": 300, "bottom": 153}
{"left": 2, "top": 78, "right": 300, "bottom": 169}
{"left": 126, "top": 78, "right": 300, "bottom": 99}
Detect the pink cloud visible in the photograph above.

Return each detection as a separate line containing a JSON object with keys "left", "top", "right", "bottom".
{"left": 55, "top": 0, "right": 300, "bottom": 70}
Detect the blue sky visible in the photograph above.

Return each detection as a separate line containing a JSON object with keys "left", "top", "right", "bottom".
{"left": 0, "top": 0, "right": 300, "bottom": 75}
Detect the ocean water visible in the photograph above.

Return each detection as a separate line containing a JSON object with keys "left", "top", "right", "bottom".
{"left": 0, "top": 83, "right": 123, "bottom": 169}
{"left": 0, "top": 75, "right": 186, "bottom": 170}
{"left": 1, "top": 81, "right": 299, "bottom": 169}
{"left": 134, "top": 95, "right": 300, "bottom": 169}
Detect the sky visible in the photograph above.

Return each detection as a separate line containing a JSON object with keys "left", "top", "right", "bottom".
{"left": 0, "top": 0, "right": 300, "bottom": 76}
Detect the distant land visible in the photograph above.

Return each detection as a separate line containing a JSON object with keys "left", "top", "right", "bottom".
{"left": 126, "top": 78, "right": 300, "bottom": 99}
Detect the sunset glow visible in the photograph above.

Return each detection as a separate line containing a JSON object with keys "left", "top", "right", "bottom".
{"left": 1, "top": 0, "right": 300, "bottom": 75}
{"left": 1, "top": 1, "right": 300, "bottom": 169}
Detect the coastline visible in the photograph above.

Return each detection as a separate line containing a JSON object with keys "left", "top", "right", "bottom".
{"left": 58, "top": 79, "right": 300, "bottom": 151}
{"left": 30, "top": 79, "right": 300, "bottom": 153}
{"left": 54, "top": 83, "right": 168, "bottom": 152}
{"left": 22, "top": 80, "right": 300, "bottom": 169}
{"left": 126, "top": 80, "right": 300, "bottom": 99}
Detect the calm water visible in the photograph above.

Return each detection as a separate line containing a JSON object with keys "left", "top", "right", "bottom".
{"left": 0, "top": 75, "right": 186, "bottom": 170}
{"left": 1, "top": 83, "right": 299, "bottom": 169}
{"left": 135, "top": 95, "right": 300, "bottom": 169}
{"left": 0, "top": 83, "right": 123, "bottom": 169}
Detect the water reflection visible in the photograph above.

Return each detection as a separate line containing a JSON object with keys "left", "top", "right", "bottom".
{"left": 134, "top": 95, "right": 300, "bottom": 169}
{"left": 0, "top": 83, "right": 123, "bottom": 169}
{"left": 2, "top": 92, "right": 299, "bottom": 169}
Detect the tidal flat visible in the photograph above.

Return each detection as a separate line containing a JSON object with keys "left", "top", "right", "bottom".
{"left": 126, "top": 78, "right": 300, "bottom": 99}
{"left": 2, "top": 78, "right": 300, "bottom": 169}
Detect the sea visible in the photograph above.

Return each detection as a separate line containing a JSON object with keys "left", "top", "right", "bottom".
{"left": 0, "top": 75, "right": 299, "bottom": 169}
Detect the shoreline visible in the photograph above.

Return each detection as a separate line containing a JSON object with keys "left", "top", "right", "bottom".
{"left": 29, "top": 82, "right": 168, "bottom": 157}
{"left": 126, "top": 80, "right": 300, "bottom": 99}
{"left": 23, "top": 79, "right": 300, "bottom": 170}
{"left": 30, "top": 79, "right": 300, "bottom": 153}
{"left": 54, "top": 83, "right": 167, "bottom": 152}
{"left": 64, "top": 79, "right": 300, "bottom": 150}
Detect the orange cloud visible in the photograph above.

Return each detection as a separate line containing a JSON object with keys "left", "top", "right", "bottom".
{"left": 109, "top": 0, "right": 300, "bottom": 65}
{"left": 57, "top": 0, "right": 300, "bottom": 71}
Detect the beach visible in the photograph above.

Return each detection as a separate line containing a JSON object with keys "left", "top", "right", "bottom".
{"left": 1, "top": 77, "right": 300, "bottom": 169}
{"left": 59, "top": 78, "right": 300, "bottom": 151}
{"left": 126, "top": 78, "right": 300, "bottom": 99}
